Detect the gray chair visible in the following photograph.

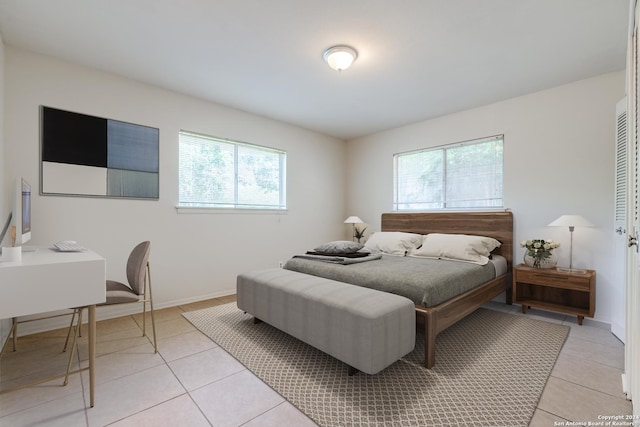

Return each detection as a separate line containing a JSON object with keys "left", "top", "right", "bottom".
{"left": 63, "top": 241, "right": 157, "bottom": 384}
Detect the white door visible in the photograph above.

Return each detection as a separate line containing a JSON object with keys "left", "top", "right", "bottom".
{"left": 613, "top": 98, "right": 628, "bottom": 343}
{"left": 624, "top": 1, "right": 640, "bottom": 409}
{"left": 627, "top": 80, "right": 640, "bottom": 407}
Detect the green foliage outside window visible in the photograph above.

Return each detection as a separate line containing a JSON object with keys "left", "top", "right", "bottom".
{"left": 394, "top": 135, "right": 503, "bottom": 210}
{"left": 179, "top": 131, "right": 286, "bottom": 209}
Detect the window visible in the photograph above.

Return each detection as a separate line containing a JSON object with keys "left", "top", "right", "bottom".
{"left": 394, "top": 135, "right": 503, "bottom": 210}
{"left": 178, "top": 131, "right": 286, "bottom": 210}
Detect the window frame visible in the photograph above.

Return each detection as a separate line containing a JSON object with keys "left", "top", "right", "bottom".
{"left": 177, "top": 130, "right": 287, "bottom": 212}
{"left": 393, "top": 135, "right": 504, "bottom": 211}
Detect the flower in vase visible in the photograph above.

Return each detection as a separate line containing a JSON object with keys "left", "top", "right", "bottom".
{"left": 354, "top": 225, "right": 367, "bottom": 243}
{"left": 520, "top": 239, "right": 560, "bottom": 268}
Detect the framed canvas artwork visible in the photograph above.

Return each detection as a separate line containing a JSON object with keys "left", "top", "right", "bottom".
{"left": 40, "top": 106, "right": 159, "bottom": 199}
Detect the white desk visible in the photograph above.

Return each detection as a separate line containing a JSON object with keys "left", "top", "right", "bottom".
{"left": 0, "top": 247, "right": 106, "bottom": 407}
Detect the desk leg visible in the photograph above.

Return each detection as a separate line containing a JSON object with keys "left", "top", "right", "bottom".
{"left": 88, "top": 304, "right": 96, "bottom": 407}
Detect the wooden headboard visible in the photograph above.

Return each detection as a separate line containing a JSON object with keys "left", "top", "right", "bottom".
{"left": 381, "top": 211, "right": 514, "bottom": 268}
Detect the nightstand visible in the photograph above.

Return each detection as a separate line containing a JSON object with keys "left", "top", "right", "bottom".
{"left": 512, "top": 264, "right": 595, "bottom": 325}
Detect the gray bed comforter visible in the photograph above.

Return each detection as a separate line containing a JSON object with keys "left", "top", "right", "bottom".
{"left": 283, "top": 254, "right": 496, "bottom": 307}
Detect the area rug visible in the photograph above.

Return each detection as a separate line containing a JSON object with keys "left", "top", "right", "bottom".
{"left": 183, "top": 303, "right": 569, "bottom": 427}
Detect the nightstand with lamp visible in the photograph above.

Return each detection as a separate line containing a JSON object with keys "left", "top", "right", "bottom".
{"left": 513, "top": 214, "right": 596, "bottom": 325}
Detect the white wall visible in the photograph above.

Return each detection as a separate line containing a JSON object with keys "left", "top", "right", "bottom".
{"left": 0, "top": 35, "right": 4, "bottom": 214}
{"left": 0, "top": 31, "right": 12, "bottom": 342}
{"left": 3, "top": 47, "right": 346, "bottom": 329}
{"left": 346, "top": 71, "right": 625, "bottom": 324}
{"left": 2, "top": 44, "right": 625, "bottom": 329}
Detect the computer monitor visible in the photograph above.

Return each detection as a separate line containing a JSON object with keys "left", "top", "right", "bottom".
{"left": 13, "top": 177, "right": 31, "bottom": 246}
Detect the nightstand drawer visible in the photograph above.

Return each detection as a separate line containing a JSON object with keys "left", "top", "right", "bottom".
{"left": 515, "top": 269, "right": 591, "bottom": 291}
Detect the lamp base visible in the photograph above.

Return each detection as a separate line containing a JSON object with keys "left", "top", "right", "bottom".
{"left": 556, "top": 267, "right": 588, "bottom": 274}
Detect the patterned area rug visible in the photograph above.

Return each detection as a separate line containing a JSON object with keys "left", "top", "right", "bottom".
{"left": 183, "top": 303, "right": 569, "bottom": 427}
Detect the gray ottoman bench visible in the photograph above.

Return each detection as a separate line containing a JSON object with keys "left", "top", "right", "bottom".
{"left": 236, "top": 268, "right": 415, "bottom": 375}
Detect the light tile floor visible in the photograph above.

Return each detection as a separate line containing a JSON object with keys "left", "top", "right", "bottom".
{"left": 0, "top": 296, "right": 632, "bottom": 426}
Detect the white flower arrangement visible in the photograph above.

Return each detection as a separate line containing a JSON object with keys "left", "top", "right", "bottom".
{"left": 520, "top": 239, "right": 560, "bottom": 268}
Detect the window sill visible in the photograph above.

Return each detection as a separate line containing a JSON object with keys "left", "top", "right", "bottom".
{"left": 176, "top": 206, "right": 288, "bottom": 215}
{"left": 393, "top": 207, "right": 508, "bottom": 213}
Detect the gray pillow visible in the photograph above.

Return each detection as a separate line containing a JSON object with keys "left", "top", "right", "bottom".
{"left": 314, "top": 240, "right": 364, "bottom": 254}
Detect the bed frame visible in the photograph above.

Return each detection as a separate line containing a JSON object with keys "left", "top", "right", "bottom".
{"left": 381, "top": 211, "right": 513, "bottom": 368}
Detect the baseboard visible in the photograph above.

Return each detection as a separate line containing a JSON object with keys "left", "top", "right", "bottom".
{"left": 622, "top": 373, "right": 629, "bottom": 397}
{"left": 12, "top": 288, "right": 236, "bottom": 337}
{"left": 611, "top": 320, "right": 626, "bottom": 344}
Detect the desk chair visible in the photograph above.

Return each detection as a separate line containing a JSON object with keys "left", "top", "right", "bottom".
{"left": 63, "top": 241, "right": 157, "bottom": 385}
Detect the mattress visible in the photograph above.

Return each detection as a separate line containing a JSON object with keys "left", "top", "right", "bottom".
{"left": 283, "top": 255, "right": 505, "bottom": 307}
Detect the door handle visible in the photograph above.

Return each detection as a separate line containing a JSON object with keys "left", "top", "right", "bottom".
{"left": 629, "top": 235, "right": 638, "bottom": 247}
{"left": 616, "top": 226, "right": 625, "bottom": 235}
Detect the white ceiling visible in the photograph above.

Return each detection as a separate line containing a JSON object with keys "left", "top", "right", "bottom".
{"left": 0, "top": 0, "right": 630, "bottom": 140}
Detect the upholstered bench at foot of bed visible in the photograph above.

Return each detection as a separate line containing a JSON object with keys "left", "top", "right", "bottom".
{"left": 236, "top": 268, "right": 416, "bottom": 375}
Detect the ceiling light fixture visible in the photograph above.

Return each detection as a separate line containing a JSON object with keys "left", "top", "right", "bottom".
{"left": 323, "top": 45, "right": 358, "bottom": 71}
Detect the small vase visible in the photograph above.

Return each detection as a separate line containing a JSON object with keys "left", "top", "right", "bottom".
{"left": 524, "top": 252, "right": 557, "bottom": 269}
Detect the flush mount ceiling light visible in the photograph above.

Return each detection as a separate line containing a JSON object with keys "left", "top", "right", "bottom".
{"left": 323, "top": 45, "right": 358, "bottom": 71}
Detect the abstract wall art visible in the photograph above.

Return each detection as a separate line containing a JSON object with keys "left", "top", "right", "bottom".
{"left": 40, "top": 106, "right": 159, "bottom": 199}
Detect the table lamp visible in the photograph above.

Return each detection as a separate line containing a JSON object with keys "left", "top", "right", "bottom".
{"left": 344, "top": 216, "right": 364, "bottom": 242}
{"left": 548, "top": 214, "right": 594, "bottom": 273}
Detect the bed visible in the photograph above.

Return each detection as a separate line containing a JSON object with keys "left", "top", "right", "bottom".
{"left": 283, "top": 211, "right": 513, "bottom": 368}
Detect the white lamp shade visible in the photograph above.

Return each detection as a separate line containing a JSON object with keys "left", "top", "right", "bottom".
{"left": 323, "top": 46, "right": 357, "bottom": 71}
{"left": 548, "top": 215, "right": 595, "bottom": 228}
{"left": 344, "top": 216, "right": 363, "bottom": 224}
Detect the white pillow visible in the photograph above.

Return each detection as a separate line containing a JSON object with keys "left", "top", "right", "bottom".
{"left": 363, "top": 232, "right": 423, "bottom": 256}
{"left": 412, "top": 233, "right": 501, "bottom": 265}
